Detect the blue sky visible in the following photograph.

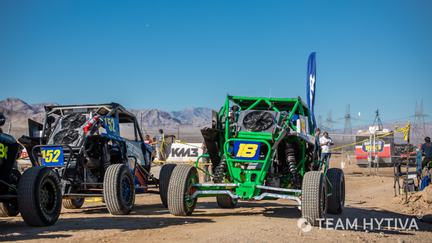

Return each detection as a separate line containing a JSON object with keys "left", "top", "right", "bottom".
{"left": 1, "top": 0, "right": 431, "bottom": 127}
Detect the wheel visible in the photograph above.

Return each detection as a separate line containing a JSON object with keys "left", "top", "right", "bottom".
{"left": 301, "top": 171, "right": 327, "bottom": 226}
{"left": 103, "top": 164, "right": 135, "bottom": 215}
{"left": 18, "top": 167, "right": 62, "bottom": 226}
{"left": 159, "top": 163, "right": 177, "bottom": 208}
{"left": 0, "top": 169, "right": 20, "bottom": 217}
{"left": 216, "top": 195, "right": 238, "bottom": 208}
{"left": 167, "top": 165, "right": 199, "bottom": 216}
{"left": 63, "top": 198, "right": 85, "bottom": 209}
{"left": 327, "top": 168, "right": 345, "bottom": 214}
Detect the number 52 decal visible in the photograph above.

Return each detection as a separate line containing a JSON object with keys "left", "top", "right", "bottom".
{"left": 41, "top": 146, "right": 64, "bottom": 166}
{"left": 233, "top": 141, "right": 261, "bottom": 160}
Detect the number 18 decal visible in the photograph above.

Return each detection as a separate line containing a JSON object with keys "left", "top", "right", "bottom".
{"left": 233, "top": 141, "right": 260, "bottom": 160}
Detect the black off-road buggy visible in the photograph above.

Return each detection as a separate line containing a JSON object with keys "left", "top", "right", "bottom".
{"left": 1, "top": 113, "right": 63, "bottom": 226}
{"left": 19, "top": 103, "right": 157, "bottom": 226}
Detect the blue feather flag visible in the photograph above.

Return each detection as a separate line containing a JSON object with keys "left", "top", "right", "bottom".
{"left": 306, "top": 52, "right": 317, "bottom": 130}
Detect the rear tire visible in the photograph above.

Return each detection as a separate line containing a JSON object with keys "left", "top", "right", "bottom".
{"left": 216, "top": 195, "right": 238, "bottom": 208}
{"left": 167, "top": 165, "right": 198, "bottom": 216}
{"left": 327, "top": 168, "right": 345, "bottom": 214}
{"left": 103, "top": 164, "right": 135, "bottom": 215}
{"left": 63, "top": 198, "right": 85, "bottom": 209}
{"left": 159, "top": 163, "right": 177, "bottom": 208}
{"left": 18, "top": 167, "right": 62, "bottom": 226}
{"left": 301, "top": 171, "right": 327, "bottom": 226}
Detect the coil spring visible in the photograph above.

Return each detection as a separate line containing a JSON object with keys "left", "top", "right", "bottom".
{"left": 212, "top": 160, "right": 226, "bottom": 183}
{"left": 285, "top": 143, "right": 299, "bottom": 185}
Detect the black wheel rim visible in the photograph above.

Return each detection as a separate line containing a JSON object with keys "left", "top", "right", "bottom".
{"left": 39, "top": 177, "right": 57, "bottom": 215}
{"left": 74, "top": 198, "right": 84, "bottom": 206}
{"left": 121, "top": 175, "right": 133, "bottom": 205}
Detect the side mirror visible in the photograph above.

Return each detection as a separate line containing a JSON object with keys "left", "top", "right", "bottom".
{"left": 47, "top": 116, "right": 56, "bottom": 126}
{"left": 28, "top": 119, "right": 43, "bottom": 138}
{"left": 0, "top": 113, "right": 5, "bottom": 127}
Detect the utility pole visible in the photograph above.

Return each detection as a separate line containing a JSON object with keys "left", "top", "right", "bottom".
{"left": 344, "top": 104, "right": 352, "bottom": 135}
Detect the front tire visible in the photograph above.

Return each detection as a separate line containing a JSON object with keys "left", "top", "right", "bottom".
{"left": 103, "top": 164, "right": 135, "bottom": 215}
{"left": 301, "top": 171, "right": 327, "bottom": 226}
{"left": 327, "top": 168, "right": 345, "bottom": 214}
{"left": 159, "top": 163, "right": 177, "bottom": 208}
{"left": 18, "top": 167, "right": 62, "bottom": 226}
{"left": 63, "top": 198, "right": 85, "bottom": 209}
{"left": 167, "top": 165, "right": 198, "bottom": 216}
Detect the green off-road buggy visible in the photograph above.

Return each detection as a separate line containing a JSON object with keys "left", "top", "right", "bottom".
{"left": 162, "top": 96, "right": 345, "bottom": 225}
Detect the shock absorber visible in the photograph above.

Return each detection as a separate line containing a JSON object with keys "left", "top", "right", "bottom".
{"left": 102, "top": 142, "right": 111, "bottom": 171}
{"left": 285, "top": 143, "right": 300, "bottom": 186}
{"left": 212, "top": 160, "right": 227, "bottom": 183}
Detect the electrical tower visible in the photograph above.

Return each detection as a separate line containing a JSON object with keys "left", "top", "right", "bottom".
{"left": 372, "top": 109, "right": 383, "bottom": 131}
{"left": 324, "top": 110, "right": 337, "bottom": 132}
{"left": 412, "top": 99, "right": 428, "bottom": 143}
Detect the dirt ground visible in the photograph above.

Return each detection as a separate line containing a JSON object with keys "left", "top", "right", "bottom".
{"left": 1, "top": 160, "right": 432, "bottom": 243}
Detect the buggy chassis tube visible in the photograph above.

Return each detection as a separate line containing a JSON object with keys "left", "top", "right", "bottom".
{"left": 191, "top": 183, "right": 302, "bottom": 206}
{"left": 191, "top": 190, "right": 239, "bottom": 199}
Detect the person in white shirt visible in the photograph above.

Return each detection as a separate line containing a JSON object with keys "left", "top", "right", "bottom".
{"left": 319, "top": 131, "right": 334, "bottom": 169}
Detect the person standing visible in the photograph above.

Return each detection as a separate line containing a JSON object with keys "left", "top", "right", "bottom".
{"left": 319, "top": 131, "right": 334, "bottom": 169}
{"left": 314, "top": 128, "right": 321, "bottom": 156}
{"left": 421, "top": 137, "right": 432, "bottom": 169}
{"left": 201, "top": 144, "right": 211, "bottom": 182}
{"left": 313, "top": 128, "right": 321, "bottom": 169}
{"left": 144, "top": 134, "right": 153, "bottom": 144}
{"left": 156, "top": 129, "right": 165, "bottom": 160}
{"left": 0, "top": 113, "right": 5, "bottom": 133}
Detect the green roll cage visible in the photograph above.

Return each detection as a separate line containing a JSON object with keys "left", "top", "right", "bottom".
{"left": 193, "top": 95, "right": 329, "bottom": 203}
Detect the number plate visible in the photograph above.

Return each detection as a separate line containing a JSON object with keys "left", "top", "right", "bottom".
{"left": 233, "top": 141, "right": 261, "bottom": 160}
{"left": 41, "top": 146, "right": 64, "bottom": 167}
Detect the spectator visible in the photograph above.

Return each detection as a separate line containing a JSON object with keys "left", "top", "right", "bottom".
{"left": 156, "top": 129, "right": 165, "bottom": 160}
{"left": 421, "top": 136, "right": 432, "bottom": 169}
{"left": 144, "top": 134, "right": 153, "bottom": 144}
{"left": 0, "top": 113, "right": 5, "bottom": 133}
{"left": 314, "top": 128, "right": 321, "bottom": 155}
{"left": 201, "top": 144, "right": 211, "bottom": 182}
{"left": 319, "top": 131, "right": 334, "bottom": 169}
